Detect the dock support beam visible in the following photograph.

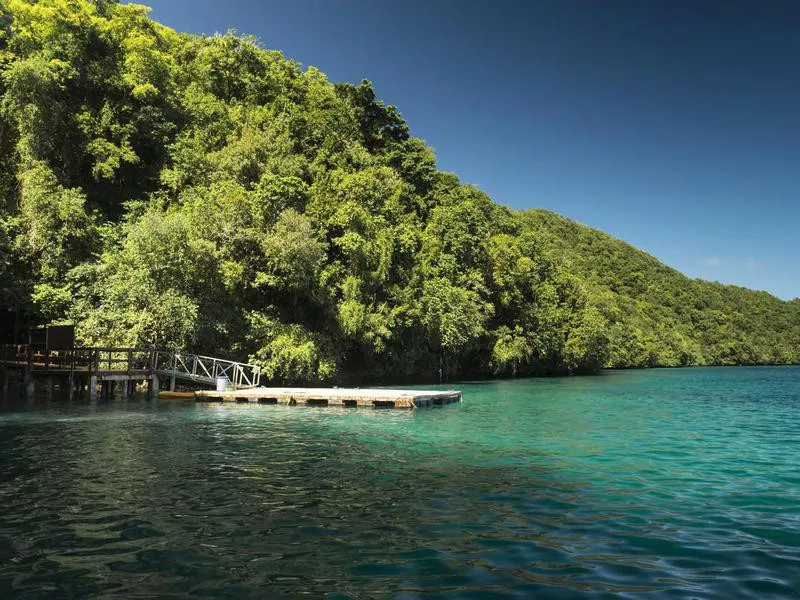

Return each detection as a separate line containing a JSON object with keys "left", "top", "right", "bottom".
{"left": 149, "top": 374, "right": 159, "bottom": 399}
{"left": 89, "top": 375, "right": 98, "bottom": 401}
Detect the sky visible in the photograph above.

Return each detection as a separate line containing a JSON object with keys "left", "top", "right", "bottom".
{"left": 139, "top": 0, "right": 800, "bottom": 300}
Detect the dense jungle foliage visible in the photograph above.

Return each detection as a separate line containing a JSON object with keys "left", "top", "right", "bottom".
{"left": 0, "top": 0, "right": 797, "bottom": 383}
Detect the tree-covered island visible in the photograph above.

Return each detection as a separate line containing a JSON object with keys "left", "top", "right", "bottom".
{"left": 0, "top": 0, "right": 798, "bottom": 384}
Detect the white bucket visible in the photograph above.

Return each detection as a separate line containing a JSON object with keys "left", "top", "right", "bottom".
{"left": 216, "top": 376, "right": 230, "bottom": 392}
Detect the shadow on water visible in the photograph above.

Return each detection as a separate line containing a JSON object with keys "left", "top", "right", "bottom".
{"left": 1, "top": 369, "right": 800, "bottom": 598}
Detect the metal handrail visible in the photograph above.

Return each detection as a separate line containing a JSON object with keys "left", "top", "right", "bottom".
{"left": 151, "top": 350, "right": 261, "bottom": 389}
{"left": 2, "top": 345, "right": 260, "bottom": 390}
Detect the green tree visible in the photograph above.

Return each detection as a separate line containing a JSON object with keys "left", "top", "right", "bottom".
{"left": 0, "top": 0, "right": 795, "bottom": 384}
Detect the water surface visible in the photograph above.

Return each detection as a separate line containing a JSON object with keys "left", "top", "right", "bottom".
{"left": 1, "top": 367, "right": 799, "bottom": 598}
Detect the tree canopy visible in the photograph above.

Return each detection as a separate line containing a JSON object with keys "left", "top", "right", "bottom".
{"left": 0, "top": 0, "right": 797, "bottom": 383}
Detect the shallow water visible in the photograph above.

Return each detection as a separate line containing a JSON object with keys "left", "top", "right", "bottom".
{"left": 1, "top": 367, "right": 799, "bottom": 599}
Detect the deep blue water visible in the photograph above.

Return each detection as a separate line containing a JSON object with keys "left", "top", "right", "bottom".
{"left": 1, "top": 366, "right": 799, "bottom": 598}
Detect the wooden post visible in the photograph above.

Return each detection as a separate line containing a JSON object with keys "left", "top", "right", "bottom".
{"left": 89, "top": 375, "right": 98, "bottom": 401}
{"left": 169, "top": 352, "right": 176, "bottom": 391}
{"left": 24, "top": 344, "right": 33, "bottom": 389}
{"left": 24, "top": 346, "right": 34, "bottom": 399}
{"left": 149, "top": 374, "right": 160, "bottom": 399}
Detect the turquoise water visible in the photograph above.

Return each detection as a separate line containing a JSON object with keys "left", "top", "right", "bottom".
{"left": 1, "top": 367, "right": 799, "bottom": 598}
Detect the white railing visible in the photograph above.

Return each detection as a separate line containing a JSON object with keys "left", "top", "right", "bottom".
{"left": 2, "top": 345, "right": 261, "bottom": 391}
{"left": 152, "top": 351, "right": 261, "bottom": 389}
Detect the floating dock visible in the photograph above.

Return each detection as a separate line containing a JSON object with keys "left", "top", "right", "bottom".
{"left": 194, "top": 387, "right": 462, "bottom": 409}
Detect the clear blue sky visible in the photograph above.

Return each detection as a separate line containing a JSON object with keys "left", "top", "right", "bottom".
{"left": 139, "top": 0, "right": 800, "bottom": 300}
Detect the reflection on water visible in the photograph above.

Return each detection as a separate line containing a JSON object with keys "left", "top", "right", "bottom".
{"left": 1, "top": 367, "right": 799, "bottom": 598}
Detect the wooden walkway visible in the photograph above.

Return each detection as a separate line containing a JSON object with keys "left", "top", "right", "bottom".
{"left": 2, "top": 345, "right": 462, "bottom": 409}
{"left": 194, "top": 387, "right": 462, "bottom": 409}
{"left": 1, "top": 345, "right": 261, "bottom": 399}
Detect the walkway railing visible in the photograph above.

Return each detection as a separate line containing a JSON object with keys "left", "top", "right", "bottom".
{"left": 1, "top": 345, "right": 261, "bottom": 390}
{"left": 0, "top": 345, "right": 152, "bottom": 374}
{"left": 152, "top": 350, "right": 261, "bottom": 389}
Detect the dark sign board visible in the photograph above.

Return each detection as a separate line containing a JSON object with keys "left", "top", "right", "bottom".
{"left": 29, "top": 327, "right": 47, "bottom": 347}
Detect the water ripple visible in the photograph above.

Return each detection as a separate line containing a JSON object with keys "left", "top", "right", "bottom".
{"left": 1, "top": 367, "right": 799, "bottom": 598}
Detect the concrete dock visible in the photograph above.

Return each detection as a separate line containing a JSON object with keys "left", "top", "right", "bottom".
{"left": 194, "top": 387, "right": 462, "bottom": 409}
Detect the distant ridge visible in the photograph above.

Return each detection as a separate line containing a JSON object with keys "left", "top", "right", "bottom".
{"left": 523, "top": 209, "right": 800, "bottom": 367}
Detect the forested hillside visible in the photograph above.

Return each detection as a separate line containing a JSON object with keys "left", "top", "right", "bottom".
{"left": 525, "top": 210, "right": 800, "bottom": 367}
{"left": 0, "top": 0, "right": 797, "bottom": 383}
